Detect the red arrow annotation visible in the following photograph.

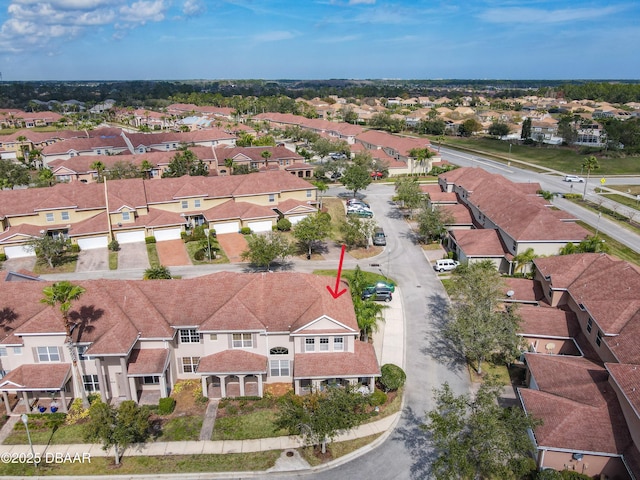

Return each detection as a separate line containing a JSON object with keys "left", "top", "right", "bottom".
{"left": 326, "top": 244, "right": 347, "bottom": 299}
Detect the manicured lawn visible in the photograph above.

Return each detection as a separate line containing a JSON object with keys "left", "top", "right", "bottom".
{"left": 156, "top": 415, "right": 203, "bottom": 441}
{"left": 0, "top": 452, "right": 282, "bottom": 476}
{"left": 324, "top": 197, "right": 347, "bottom": 241}
{"left": 185, "top": 240, "right": 229, "bottom": 265}
{"left": 32, "top": 254, "right": 78, "bottom": 274}
{"left": 212, "top": 409, "right": 287, "bottom": 440}
{"left": 4, "top": 415, "right": 85, "bottom": 445}
{"left": 146, "top": 243, "right": 160, "bottom": 267}
{"left": 433, "top": 136, "right": 640, "bottom": 176}
{"left": 600, "top": 193, "right": 640, "bottom": 212}
{"left": 300, "top": 433, "right": 383, "bottom": 467}
{"left": 576, "top": 220, "right": 640, "bottom": 265}
{"left": 109, "top": 250, "right": 118, "bottom": 270}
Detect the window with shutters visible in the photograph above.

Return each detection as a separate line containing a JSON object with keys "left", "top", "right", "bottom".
{"left": 36, "top": 346, "right": 61, "bottom": 362}
{"left": 232, "top": 333, "right": 252, "bottom": 348}
{"left": 319, "top": 338, "right": 329, "bottom": 351}
{"left": 270, "top": 359, "right": 290, "bottom": 376}
{"left": 334, "top": 337, "right": 344, "bottom": 351}
{"left": 305, "top": 338, "right": 315, "bottom": 352}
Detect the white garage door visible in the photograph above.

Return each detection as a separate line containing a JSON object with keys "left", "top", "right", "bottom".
{"left": 4, "top": 245, "right": 35, "bottom": 258}
{"left": 116, "top": 231, "right": 146, "bottom": 244}
{"left": 288, "top": 215, "right": 308, "bottom": 225}
{"left": 77, "top": 236, "right": 108, "bottom": 250}
{"left": 153, "top": 228, "right": 182, "bottom": 242}
{"left": 247, "top": 220, "right": 273, "bottom": 233}
{"left": 213, "top": 221, "right": 239, "bottom": 234}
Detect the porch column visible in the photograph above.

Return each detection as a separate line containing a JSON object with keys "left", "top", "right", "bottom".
{"left": 60, "top": 391, "right": 68, "bottom": 413}
{"left": 238, "top": 375, "right": 246, "bottom": 397}
{"left": 159, "top": 374, "right": 168, "bottom": 399}
{"left": 2, "top": 391, "right": 11, "bottom": 415}
{"left": 220, "top": 375, "right": 227, "bottom": 398}
{"left": 95, "top": 357, "right": 107, "bottom": 402}
{"left": 257, "top": 374, "right": 263, "bottom": 398}
{"left": 369, "top": 377, "right": 375, "bottom": 392}
{"left": 22, "top": 391, "right": 30, "bottom": 411}
{"left": 201, "top": 376, "right": 208, "bottom": 399}
{"left": 119, "top": 357, "right": 131, "bottom": 401}
{"left": 294, "top": 380, "right": 300, "bottom": 395}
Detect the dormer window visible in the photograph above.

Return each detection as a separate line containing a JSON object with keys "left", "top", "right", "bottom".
{"left": 122, "top": 211, "right": 131, "bottom": 221}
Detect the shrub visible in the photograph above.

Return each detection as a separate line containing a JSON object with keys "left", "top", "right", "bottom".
{"left": 65, "top": 393, "right": 101, "bottom": 425}
{"left": 239, "top": 227, "right": 252, "bottom": 235}
{"left": 0, "top": 253, "right": 6, "bottom": 261}
{"left": 276, "top": 218, "right": 292, "bottom": 231}
{"left": 226, "top": 404, "right": 238, "bottom": 415}
{"left": 368, "top": 389, "right": 388, "bottom": 407}
{"left": 158, "top": 397, "right": 176, "bottom": 415}
{"left": 145, "top": 236, "right": 157, "bottom": 244}
{"left": 70, "top": 244, "right": 81, "bottom": 253}
{"left": 379, "top": 364, "right": 406, "bottom": 392}
{"left": 563, "top": 193, "right": 582, "bottom": 200}
{"left": 108, "top": 239, "right": 120, "bottom": 252}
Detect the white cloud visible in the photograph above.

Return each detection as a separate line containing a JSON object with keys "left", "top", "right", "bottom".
{"left": 119, "top": 0, "right": 167, "bottom": 24}
{"left": 182, "top": 0, "right": 206, "bottom": 16}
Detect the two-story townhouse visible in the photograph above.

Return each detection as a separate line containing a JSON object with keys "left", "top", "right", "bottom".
{"left": 212, "top": 145, "right": 310, "bottom": 177}
{"left": 438, "top": 168, "right": 590, "bottom": 271}
{"left": 508, "top": 253, "right": 640, "bottom": 478}
{"left": 0, "top": 272, "right": 380, "bottom": 414}
{"left": 0, "top": 171, "right": 318, "bottom": 257}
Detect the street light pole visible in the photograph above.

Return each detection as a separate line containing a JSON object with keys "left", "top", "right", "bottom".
{"left": 21, "top": 414, "right": 37, "bottom": 467}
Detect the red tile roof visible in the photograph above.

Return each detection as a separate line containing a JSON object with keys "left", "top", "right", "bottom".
{"left": 294, "top": 341, "right": 380, "bottom": 378}
{"left": 127, "top": 349, "right": 170, "bottom": 375}
{"left": 198, "top": 350, "right": 267, "bottom": 374}
{"left": 517, "top": 305, "right": 579, "bottom": 337}
{"left": 0, "top": 364, "right": 71, "bottom": 390}
{"left": 450, "top": 229, "right": 506, "bottom": 256}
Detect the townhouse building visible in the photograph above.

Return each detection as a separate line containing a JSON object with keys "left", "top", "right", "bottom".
{"left": 0, "top": 272, "right": 381, "bottom": 413}
{"left": 0, "top": 171, "right": 318, "bottom": 257}
{"left": 507, "top": 253, "right": 640, "bottom": 479}
{"left": 436, "top": 167, "right": 590, "bottom": 272}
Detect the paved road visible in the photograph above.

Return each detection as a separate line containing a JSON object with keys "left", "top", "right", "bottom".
{"left": 440, "top": 147, "right": 640, "bottom": 255}
{"left": 40, "top": 184, "right": 471, "bottom": 480}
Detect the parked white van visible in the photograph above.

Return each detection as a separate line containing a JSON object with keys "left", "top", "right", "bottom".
{"left": 434, "top": 259, "right": 460, "bottom": 272}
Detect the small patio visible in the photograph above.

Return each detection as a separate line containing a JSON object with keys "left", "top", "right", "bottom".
{"left": 0, "top": 364, "right": 73, "bottom": 415}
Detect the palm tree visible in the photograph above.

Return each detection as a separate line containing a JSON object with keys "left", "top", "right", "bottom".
{"left": 311, "top": 181, "right": 328, "bottom": 209}
{"left": 261, "top": 150, "right": 272, "bottom": 170}
{"left": 224, "top": 158, "right": 235, "bottom": 175}
{"left": 143, "top": 265, "right": 172, "bottom": 280}
{"left": 140, "top": 159, "right": 154, "bottom": 179}
{"left": 91, "top": 160, "right": 106, "bottom": 183}
{"left": 512, "top": 248, "right": 537, "bottom": 276}
{"left": 354, "top": 297, "right": 386, "bottom": 343}
{"left": 582, "top": 155, "right": 600, "bottom": 198}
{"left": 41, "top": 281, "right": 89, "bottom": 407}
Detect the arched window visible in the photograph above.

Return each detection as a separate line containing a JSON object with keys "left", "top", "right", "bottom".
{"left": 270, "top": 347, "right": 288, "bottom": 355}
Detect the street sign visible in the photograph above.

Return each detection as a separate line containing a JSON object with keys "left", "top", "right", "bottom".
{"left": 600, "top": 177, "right": 606, "bottom": 184}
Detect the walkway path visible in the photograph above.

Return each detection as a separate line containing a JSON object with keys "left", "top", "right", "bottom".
{"left": 198, "top": 400, "right": 219, "bottom": 441}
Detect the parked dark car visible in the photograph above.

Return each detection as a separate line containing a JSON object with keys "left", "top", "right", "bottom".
{"left": 361, "top": 286, "right": 392, "bottom": 302}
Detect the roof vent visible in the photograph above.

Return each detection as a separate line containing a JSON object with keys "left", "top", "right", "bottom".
{"left": 506, "top": 290, "right": 515, "bottom": 298}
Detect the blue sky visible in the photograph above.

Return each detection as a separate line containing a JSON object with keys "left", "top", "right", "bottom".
{"left": 0, "top": 0, "right": 638, "bottom": 81}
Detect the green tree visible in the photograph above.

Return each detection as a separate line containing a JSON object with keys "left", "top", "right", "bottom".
{"left": 140, "top": 159, "right": 154, "bottom": 179}
{"left": 143, "top": 265, "right": 172, "bottom": 280}
{"left": 310, "top": 180, "right": 328, "bottom": 209}
{"left": 445, "top": 261, "right": 522, "bottom": 374}
{"left": 521, "top": 118, "right": 532, "bottom": 140}
{"left": 0, "top": 158, "right": 30, "bottom": 189}
{"left": 487, "top": 121, "right": 510, "bottom": 137}
{"left": 560, "top": 235, "right": 609, "bottom": 255}
{"left": 459, "top": 118, "right": 482, "bottom": 137}
{"left": 274, "top": 386, "right": 369, "bottom": 454}
{"left": 35, "top": 167, "right": 56, "bottom": 187}
{"left": 41, "top": 281, "right": 89, "bottom": 407}
{"left": 84, "top": 400, "right": 151, "bottom": 465}
{"left": 162, "top": 148, "right": 208, "bottom": 178}
{"left": 241, "top": 232, "right": 293, "bottom": 271}
{"left": 340, "top": 216, "right": 375, "bottom": 249}
{"left": 223, "top": 158, "right": 235, "bottom": 175}
{"left": 105, "top": 161, "right": 141, "bottom": 180}
{"left": 512, "top": 247, "right": 537, "bottom": 275}
{"left": 379, "top": 364, "right": 406, "bottom": 392}
{"left": 90, "top": 160, "right": 106, "bottom": 183}
{"left": 394, "top": 177, "right": 424, "bottom": 218}
{"left": 26, "top": 234, "right": 70, "bottom": 268}
{"left": 581, "top": 155, "right": 599, "bottom": 198}
{"left": 341, "top": 164, "right": 372, "bottom": 198}
{"left": 557, "top": 113, "right": 578, "bottom": 145}
{"left": 353, "top": 296, "right": 386, "bottom": 342}
{"left": 292, "top": 212, "right": 331, "bottom": 257}
{"left": 424, "top": 378, "right": 537, "bottom": 480}
{"left": 408, "top": 147, "right": 435, "bottom": 175}
{"left": 416, "top": 206, "right": 453, "bottom": 242}
{"left": 261, "top": 149, "right": 272, "bottom": 169}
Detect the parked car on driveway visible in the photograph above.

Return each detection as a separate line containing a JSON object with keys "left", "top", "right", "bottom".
{"left": 434, "top": 259, "right": 460, "bottom": 272}
{"left": 369, "top": 280, "right": 395, "bottom": 292}
{"left": 347, "top": 198, "right": 370, "bottom": 209}
{"left": 372, "top": 227, "right": 386, "bottom": 246}
{"left": 564, "top": 175, "right": 585, "bottom": 183}
{"left": 361, "top": 286, "right": 392, "bottom": 302}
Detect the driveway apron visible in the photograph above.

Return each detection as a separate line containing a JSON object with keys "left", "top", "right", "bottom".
{"left": 156, "top": 239, "right": 192, "bottom": 266}
{"left": 117, "top": 242, "right": 150, "bottom": 270}
{"left": 75, "top": 248, "right": 109, "bottom": 272}
{"left": 216, "top": 233, "right": 249, "bottom": 263}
